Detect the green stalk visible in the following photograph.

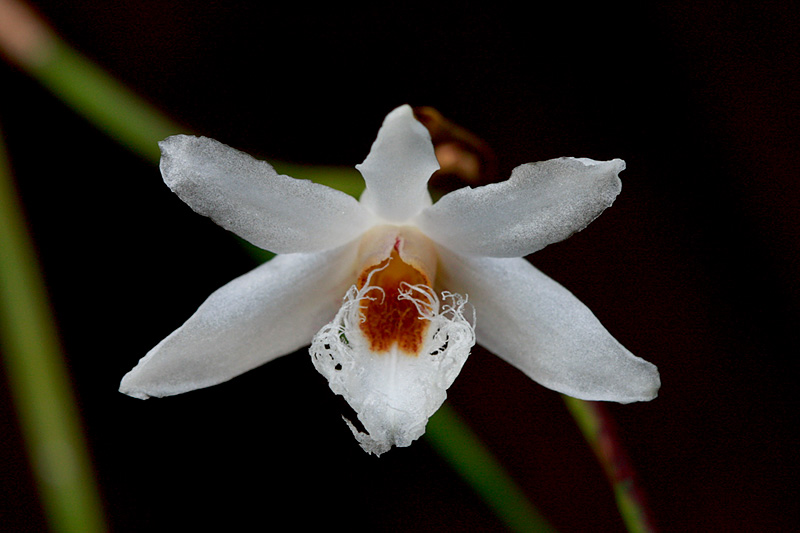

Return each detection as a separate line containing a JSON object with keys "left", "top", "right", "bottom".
{"left": 29, "top": 42, "right": 180, "bottom": 164}
{"left": 28, "top": 40, "right": 366, "bottom": 189}
{"left": 0, "top": 130, "right": 107, "bottom": 532}
{"left": 426, "top": 404, "right": 555, "bottom": 532}
{"left": 562, "top": 396, "right": 657, "bottom": 533}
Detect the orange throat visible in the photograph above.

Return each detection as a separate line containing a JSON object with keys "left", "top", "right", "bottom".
{"left": 357, "top": 248, "right": 431, "bottom": 355}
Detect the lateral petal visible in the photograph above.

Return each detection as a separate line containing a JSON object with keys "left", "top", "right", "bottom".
{"left": 160, "top": 135, "right": 373, "bottom": 253}
{"left": 416, "top": 158, "right": 624, "bottom": 257}
{"left": 356, "top": 105, "right": 439, "bottom": 222}
{"left": 437, "top": 248, "right": 660, "bottom": 403}
{"left": 120, "top": 243, "right": 358, "bottom": 399}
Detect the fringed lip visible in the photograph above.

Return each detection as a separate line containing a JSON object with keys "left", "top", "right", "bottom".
{"left": 310, "top": 225, "right": 476, "bottom": 455}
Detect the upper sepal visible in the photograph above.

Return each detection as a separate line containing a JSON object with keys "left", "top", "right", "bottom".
{"left": 356, "top": 105, "right": 438, "bottom": 222}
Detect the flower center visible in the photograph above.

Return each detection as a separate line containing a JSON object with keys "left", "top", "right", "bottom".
{"left": 357, "top": 247, "right": 431, "bottom": 355}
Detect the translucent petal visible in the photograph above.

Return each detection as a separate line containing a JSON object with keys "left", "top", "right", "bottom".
{"left": 437, "top": 248, "right": 660, "bottom": 403}
{"left": 416, "top": 158, "right": 624, "bottom": 257}
{"left": 120, "top": 243, "right": 358, "bottom": 399}
{"left": 160, "top": 135, "right": 373, "bottom": 253}
{"left": 310, "top": 279, "right": 474, "bottom": 455}
{"left": 356, "top": 105, "right": 439, "bottom": 222}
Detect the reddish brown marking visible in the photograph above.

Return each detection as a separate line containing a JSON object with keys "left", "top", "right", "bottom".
{"left": 357, "top": 249, "right": 431, "bottom": 355}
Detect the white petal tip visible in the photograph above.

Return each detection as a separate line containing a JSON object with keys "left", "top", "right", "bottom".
{"left": 571, "top": 157, "right": 625, "bottom": 170}
{"left": 118, "top": 373, "right": 153, "bottom": 400}
{"left": 384, "top": 104, "right": 414, "bottom": 121}
{"left": 621, "top": 361, "right": 661, "bottom": 403}
{"left": 581, "top": 361, "right": 661, "bottom": 404}
{"left": 118, "top": 387, "right": 151, "bottom": 401}
{"left": 625, "top": 365, "right": 661, "bottom": 403}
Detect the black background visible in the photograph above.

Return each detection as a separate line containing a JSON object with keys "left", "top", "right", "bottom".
{"left": 1, "top": 2, "right": 797, "bottom": 532}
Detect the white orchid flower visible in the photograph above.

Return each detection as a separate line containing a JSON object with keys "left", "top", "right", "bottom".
{"left": 120, "top": 105, "right": 660, "bottom": 455}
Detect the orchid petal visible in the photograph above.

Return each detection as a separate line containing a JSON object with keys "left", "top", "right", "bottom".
{"left": 160, "top": 135, "right": 373, "bottom": 253}
{"left": 356, "top": 105, "right": 439, "bottom": 221}
{"left": 416, "top": 158, "right": 624, "bottom": 257}
{"left": 120, "top": 243, "right": 358, "bottom": 399}
{"left": 437, "top": 248, "right": 660, "bottom": 403}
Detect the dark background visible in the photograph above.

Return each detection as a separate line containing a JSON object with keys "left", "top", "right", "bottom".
{"left": 1, "top": 2, "right": 796, "bottom": 531}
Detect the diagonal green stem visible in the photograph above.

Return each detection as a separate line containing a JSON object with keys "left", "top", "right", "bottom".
{"left": 562, "top": 396, "right": 657, "bottom": 533}
{"left": 1, "top": 0, "right": 367, "bottom": 194}
{"left": 0, "top": 129, "right": 107, "bottom": 532}
{"left": 426, "top": 404, "right": 556, "bottom": 532}
{"left": 29, "top": 41, "right": 181, "bottom": 164}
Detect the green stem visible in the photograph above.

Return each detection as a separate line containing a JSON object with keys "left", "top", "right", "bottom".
{"left": 29, "top": 40, "right": 367, "bottom": 191}
{"left": 26, "top": 39, "right": 183, "bottom": 165}
{"left": 562, "top": 396, "right": 657, "bottom": 533}
{"left": 0, "top": 129, "right": 107, "bottom": 532}
{"left": 426, "top": 404, "right": 556, "bottom": 533}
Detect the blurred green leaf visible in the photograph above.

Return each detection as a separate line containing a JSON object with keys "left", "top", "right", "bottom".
{"left": 0, "top": 129, "right": 107, "bottom": 532}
